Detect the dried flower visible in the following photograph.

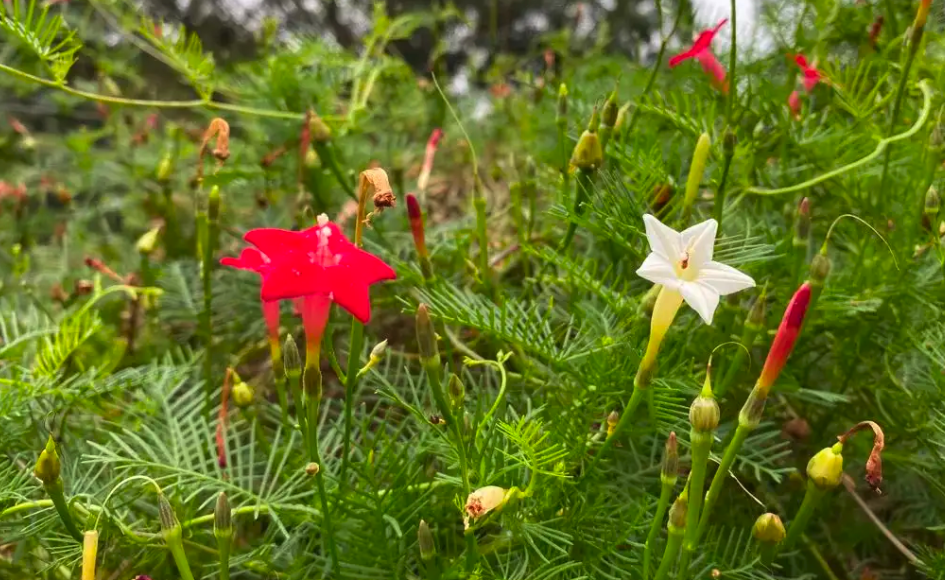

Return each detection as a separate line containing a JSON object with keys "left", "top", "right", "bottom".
{"left": 464, "top": 485, "right": 511, "bottom": 529}
{"left": 837, "top": 421, "right": 885, "bottom": 492}
{"left": 200, "top": 118, "right": 230, "bottom": 162}
{"left": 669, "top": 20, "right": 729, "bottom": 93}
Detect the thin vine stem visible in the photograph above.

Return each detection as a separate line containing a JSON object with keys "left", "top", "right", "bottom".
{"left": 745, "top": 80, "right": 933, "bottom": 196}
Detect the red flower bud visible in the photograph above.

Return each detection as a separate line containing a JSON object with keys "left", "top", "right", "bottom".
{"left": 757, "top": 282, "right": 812, "bottom": 393}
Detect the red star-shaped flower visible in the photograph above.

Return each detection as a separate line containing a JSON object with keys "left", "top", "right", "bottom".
{"left": 242, "top": 214, "right": 396, "bottom": 324}
{"left": 793, "top": 54, "right": 822, "bottom": 93}
{"left": 669, "top": 19, "right": 729, "bottom": 94}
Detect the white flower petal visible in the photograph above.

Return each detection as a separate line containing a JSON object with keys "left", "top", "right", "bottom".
{"left": 680, "top": 219, "right": 718, "bottom": 267}
{"left": 643, "top": 214, "right": 682, "bottom": 260}
{"left": 680, "top": 281, "right": 721, "bottom": 325}
{"left": 636, "top": 253, "right": 682, "bottom": 288}
{"left": 698, "top": 261, "right": 756, "bottom": 295}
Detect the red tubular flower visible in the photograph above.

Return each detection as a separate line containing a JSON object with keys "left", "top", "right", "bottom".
{"left": 757, "top": 282, "right": 812, "bottom": 393}
{"left": 407, "top": 194, "right": 428, "bottom": 259}
{"left": 787, "top": 90, "right": 802, "bottom": 118}
{"left": 669, "top": 19, "right": 729, "bottom": 93}
{"left": 220, "top": 248, "right": 282, "bottom": 352}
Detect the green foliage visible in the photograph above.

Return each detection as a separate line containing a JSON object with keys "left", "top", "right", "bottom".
{"left": 2, "top": 0, "right": 945, "bottom": 579}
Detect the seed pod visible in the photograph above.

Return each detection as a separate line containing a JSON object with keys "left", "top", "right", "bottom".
{"left": 752, "top": 513, "right": 785, "bottom": 544}
{"left": 807, "top": 442, "right": 844, "bottom": 490}
{"left": 232, "top": 377, "right": 254, "bottom": 408}
{"left": 418, "top": 520, "right": 436, "bottom": 561}
{"left": 34, "top": 435, "right": 61, "bottom": 485}
{"left": 661, "top": 432, "right": 679, "bottom": 484}
{"left": 283, "top": 335, "right": 301, "bottom": 379}
{"left": 416, "top": 304, "right": 439, "bottom": 362}
{"left": 214, "top": 492, "right": 232, "bottom": 539}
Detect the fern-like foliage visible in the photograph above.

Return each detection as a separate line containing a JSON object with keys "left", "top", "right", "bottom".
{"left": 0, "top": 0, "right": 80, "bottom": 81}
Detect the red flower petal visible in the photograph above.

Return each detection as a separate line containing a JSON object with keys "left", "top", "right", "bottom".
{"left": 342, "top": 247, "right": 398, "bottom": 285}
{"left": 221, "top": 247, "right": 268, "bottom": 272}
{"left": 259, "top": 262, "right": 331, "bottom": 302}
{"left": 329, "top": 269, "right": 372, "bottom": 324}
{"left": 245, "top": 228, "right": 308, "bottom": 256}
{"left": 670, "top": 19, "right": 727, "bottom": 67}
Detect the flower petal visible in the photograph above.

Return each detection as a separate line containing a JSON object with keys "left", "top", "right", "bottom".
{"left": 636, "top": 253, "right": 681, "bottom": 288}
{"left": 680, "top": 281, "right": 720, "bottom": 325}
{"left": 343, "top": 247, "right": 397, "bottom": 285}
{"left": 221, "top": 247, "right": 268, "bottom": 272}
{"left": 259, "top": 262, "right": 330, "bottom": 302}
{"left": 245, "top": 228, "right": 308, "bottom": 256}
{"left": 643, "top": 214, "right": 681, "bottom": 260}
{"left": 680, "top": 219, "right": 718, "bottom": 267}
{"left": 330, "top": 270, "right": 372, "bottom": 324}
{"left": 698, "top": 261, "right": 756, "bottom": 295}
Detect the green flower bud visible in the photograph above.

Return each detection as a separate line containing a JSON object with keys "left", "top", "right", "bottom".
{"left": 809, "top": 252, "right": 831, "bottom": 286}
{"left": 34, "top": 435, "right": 61, "bottom": 485}
{"left": 807, "top": 442, "right": 844, "bottom": 490}
{"left": 614, "top": 102, "right": 632, "bottom": 133}
{"left": 570, "top": 130, "right": 603, "bottom": 171}
{"left": 556, "top": 84, "right": 568, "bottom": 126}
{"left": 723, "top": 129, "right": 737, "bottom": 157}
{"left": 739, "top": 383, "right": 767, "bottom": 429}
{"left": 793, "top": 197, "right": 810, "bottom": 247}
{"left": 283, "top": 335, "right": 301, "bottom": 379}
{"left": 136, "top": 227, "right": 162, "bottom": 255}
{"left": 668, "top": 492, "right": 688, "bottom": 530}
{"left": 602, "top": 91, "right": 619, "bottom": 128}
{"left": 416, "top": 304, "right": 439, "bottom": 362}
{"left": 309, "top": 114, "right": 332, "bottom": 143}
{"left": 208, "top": 186, "right": 221, "bottom": 223}
{"left": 683, "top": 133, "right": 712, "bottom": 211}
{"left": 752, "top": 513, "right": 785, "bottom": 544}
{"left": 925, "top": 186, "right": 940, "bottom": 216}
{"left": 158, "top": 493, "right": 180, "bottom": 536}
{"left": 232, "top": 378, "right": 254, "bottom": 408}
{"left": 370, "top": 339, "right": 388, "bottom": 362}
{"left": 156, "top": 155, "right": 173, "bottom": 183}
{"left": 586, "top": 106, "right": 600, "bottom": 133}
{"left": 661, "top": 432, "right": 679, "bottom": 484}
{"left": 605, "top": 410, "right": 619, "bottom": 438}
{"left": 214, "top": 492, "right": 232, "bottom": 539}
{"left": 448, "top": 374, "right": 465, "bottom": 409}
{"left": 418, "top": 520, "right": 436, "bottom": 561}
{"left": 747, "top": 287, "right": 767, "bottom": 329}
{"left": 690, "top": 395, "right": 720, "bottom": 432}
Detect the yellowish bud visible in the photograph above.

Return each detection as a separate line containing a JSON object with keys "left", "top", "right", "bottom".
{"left": 752, "top": 513, "right": 785, "bottom": 544}
{"left": 807, "top": 442, "right": 844, "bottom": 490}
{"left": 683, "top": 133, "right": 712, "bottom": 211}
{"left": 34, "top": 435, "right": 61, "bottom": 485}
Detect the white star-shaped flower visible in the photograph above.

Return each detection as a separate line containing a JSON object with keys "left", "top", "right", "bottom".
{"left": 636, "top": 214, "right": 755, "bottom": 325}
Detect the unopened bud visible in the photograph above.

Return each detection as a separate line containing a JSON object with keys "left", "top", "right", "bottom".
{"left": 214, "top": 492, "right": 232, "bottom": 539}
{"left": 752, "top": 513, "right": 785, "bottom": 544}
{"left": 305, "top": 462, "right": 320, "bottom": 476}
{"left": 416, "top": 304, "right": 439, "bottom": 362}
{"left": 556, "top": 84, "right": 568, "bottom": 125}
{"left": 809, "top": 252, "right": 831, "bottom": 285}
{"left": 158, "top": 493, "right": 180, "bottom": 534}
{"left": 757, "top": 282, "right": 812, "bottom": 392}
{"left": 156, "top": 155, "right": 173, "bottom": 183}
{"left": 418, "top": 520, "right": 436, "bottom": 561}
{"left": 723, "top": 129, "right": 736, "bottom": 157}
{"left": 370, "top": 339, "right": 388, "bottom": 362}
{"left": 807, "top": 442, "right": 844, "bottom": 490}
{"left": 309, "top": 114, "right": 332, "bottom": 143}
{"left": 34, "top": 435, "right": 61, "bottom": 485}
{"left": 690, "top": 393, "right": 720, "bottom": 433}
{"left": 587, "top": 105, "right": 600, "bottom": 133}
{"left": 925, "top": 186, "right": 940, "bottom": 216}
{"left": 614, "top": 102, "right": 632, "bottom": 133}
{"left": 668, "top": 493, "right": 688, "bottom": 530}
{"left": 661, "top": 432, "right": 679, "bottom": 483}
{"left": 683, "top": 133, "right": 712, "bottom": 211}
{"left": 232, "top": 377, "right": 254, "bottom": 408}
{"left": 606, "top": 410, "right": 619, "bottom": 438}
{"left": 747, "top": 288, "right": 767, "bottom": 328}
{"left": 793, "top": 197, "right": 811, "bottom": 246}
{"left": 283, "top": 335, "right": 301, "bottom": 378}
{"left": 136, "top": 227, "right": 161, "bottom": 255}
{"left": 570, "top": 130, "right": 603, "bottom": 171}
{"left": 602, "top": 91, "right": 619, "bottom": 128}
{"left": 448, "top": 374, "right": 465, "bottom": 409}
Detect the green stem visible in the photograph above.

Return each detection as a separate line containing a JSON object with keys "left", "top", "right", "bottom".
{"left": 45, "top": 481, "right": 83, "bottom": 542}
{"left": 473, "top": 190, "right": 490, "bottom": 288}
{"left": 167, "top": 535, "right": 197, "bottom": 580}
{"left": 877, "top": 46, "right": 918, "bottom": 213}
{"left": 307, "top": 383, "right": 342, "bottom": 575}
{"left": 747, "top": 80, "right": 932, "bottom": 196}
{"left": 217, "top": 536, "right": 231, "bottom": 580}
{"left": 726, "top": 0, "right": 737, "bottom": 124}
{"left": 680, "top": 430, "right": 713, "bottom": 578}
{"left": 696, "top": 423, "right": 751, "bottom": 541}
{"left": 340, "top": 321, "right": 365, "bottom": 488}
{"left": 559, "top": 168, "right": 596, "bottom": 253}
{"left": 643, "top": 478, "right": 676, "bottom": 580}
{"left": 583, "top": 386, "right": 646, "bottom": 476}
{"left": 288, "top": 369, "right": 306, "bottom": 437}
{"left": 274, "top": 374, "right": 289, "bottom": 429}
{"left": 422, "top": 358, "right": 471, "bottom": 493}
{"left": 717, "top": 323, "right": 760, "bottom": 398}
{"left": 197, "top": 208, "right": 213, "bottom": 416}
{"left": 782, "top": 480, "right": 826, "bottom": 552}
{"left": 714, "top": 151, "right": 734, "bottom": 228}
{"left": 653, "top": 527, "right": 684, "bottom": 580}
{"left": 464, "top": 531, "right": 479, "bottom": 572}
